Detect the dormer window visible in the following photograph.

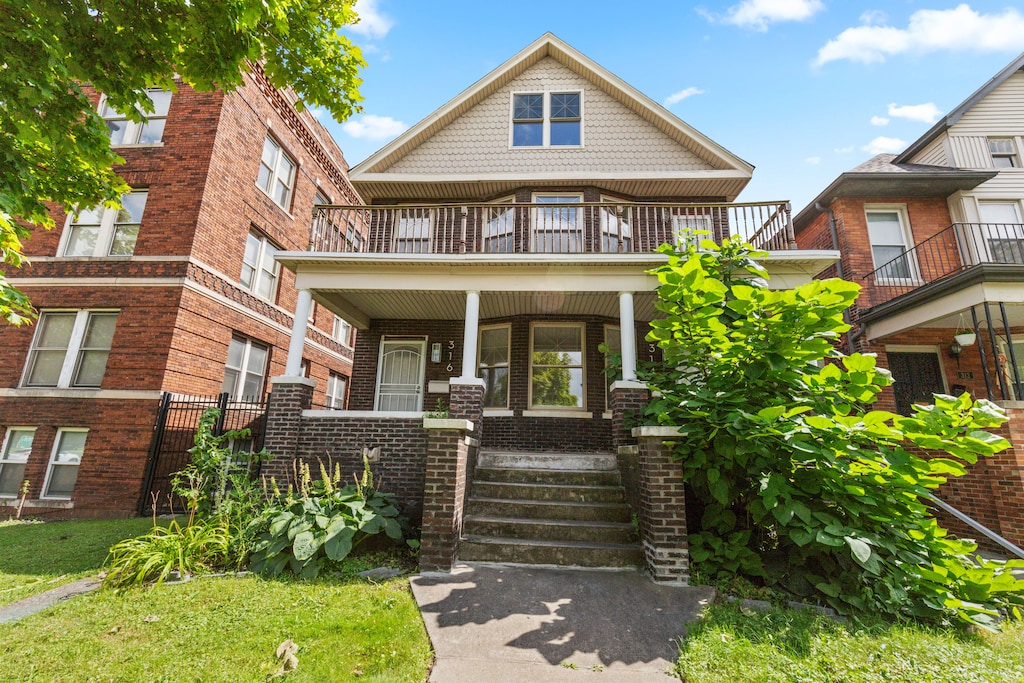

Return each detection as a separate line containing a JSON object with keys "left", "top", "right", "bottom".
{"left": 512, "top": 92, "right": 582, "bottom": 147}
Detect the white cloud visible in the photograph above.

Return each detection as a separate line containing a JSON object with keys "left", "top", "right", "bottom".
{"left": 870, "top": 115, "right": 890, "bottom": 126}
{"left": 887, "top": 102, "right": 942, "bottom": 123}
{"left": 664, "top": 87, "right": 705, "bottom": 106}
{"left": 341, "top": 114, "right": 408, "bottom": 140}
{"left": 805, "top": 156, "right": 821, "bottom": 165}
{"left": 862, "top": 136, "right": 907, "bottom": 155}
{"left": 834, "top": 145, "right": 856, "bottom": 153}
{"left": 859, "top": 10, "right": 887, "bottom": 25}
{"left": 719, "top": 0, "right": 824, "bottom": 31}
{"left": 349, "top": 0, "right": 394, "bottom": 39}
{"left": 816, "top": 4, "right": 1024, "bottom": 65}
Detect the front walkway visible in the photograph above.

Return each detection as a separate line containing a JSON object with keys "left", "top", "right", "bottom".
{"left": 411, "top": 563, "right": 714, "bottom": 682}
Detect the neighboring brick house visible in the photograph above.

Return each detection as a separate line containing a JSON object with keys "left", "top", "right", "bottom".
{"left": 0, "top": 65, "right": 360, "bottom": 518}
{"left": 261, "top": 34, "right": 839, "bottom": 576}
{"left": 794, "top": 51, "right": 1024, "bottom": 549}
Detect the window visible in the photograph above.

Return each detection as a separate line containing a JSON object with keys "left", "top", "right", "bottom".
{"left": 478, "top": 325, "right": 510, "bottom": 409}
{"left": 530, "top": 323, "right": 584, "bottom": 409}
{"left": 671, "top": 212, "right": 714, "bottom": 248}
{"left": 221, "top": 337, "right": 269, "bottom": 400}
{"left": 332, "top": 316, "right": 353, "bottom": 346}
{"left": 394, "top": 209, "right": 432, "bottom": 253}
{"left": 0, "top": 428, "right": 34, "bottom": 497}
{"left": 257, "top": 136, "right": 296, "bottom": 209}
{"left": 603, "top": 325, "right": 622, "bottom": 410}
{"left": 240, "top": 230, "right": 280, "bottom": 301}
{"left": 989, "top": 138, "right": 1020, "bottom": 168}
{"left": 484, "top": 198, "right": 515, "bottom": 253}
{"left": 532, "top": 194, "right": 583, "bottom": 252}
{"left": 101, "top": 90, "right": 171, "bottom": 145}
{"left": 23, "top": 311, "right": 117, "bottom": 388}
{"left": 979, "top": 202, "right": 1024, "bottom": 264}
{"left": 866, "top": 209, "right": 915, "bottom": 280}
{"left": 327, "top": 372, "right": 348, "bottom": 409}
{"left": 512, "top": 92, "right": 582, "bottom": 147}
{"left": 63, "top": 191, "right": 147, "bottom": 257}
{"left": 600, "top": 199, "right": 632, "bottom": 252}
{"left": 43, "top": 429, "right": 87, "bottom": 499}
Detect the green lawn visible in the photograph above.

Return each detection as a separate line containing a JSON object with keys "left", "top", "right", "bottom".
{"left": 676, "top": 602, "right": 1024, "bottom": 683}
{"left": 0, "top": 517, "right": 158, "bottom": 606}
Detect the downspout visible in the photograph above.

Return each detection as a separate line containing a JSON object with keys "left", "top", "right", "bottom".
{"left": 815, "top": 202, "right": 863, "bottom": 354}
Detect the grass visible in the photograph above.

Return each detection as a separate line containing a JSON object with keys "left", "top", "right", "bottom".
{"left": 675, "top": 602, "right": 1024, "bottom": 683}
{"left": 0, "top": 517, "right": 159, "bottom": 606}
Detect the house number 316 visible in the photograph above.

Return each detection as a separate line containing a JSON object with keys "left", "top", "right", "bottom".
{"left": 447, "top": 340, "right": 455, "bottom": 372}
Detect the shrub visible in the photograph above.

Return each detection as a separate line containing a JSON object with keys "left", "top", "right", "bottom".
{"left": 104, "top": 517, "right": 231, "bottom": 587}
{"left": 642, "top": 235, "right": 1024, "bottom": 627}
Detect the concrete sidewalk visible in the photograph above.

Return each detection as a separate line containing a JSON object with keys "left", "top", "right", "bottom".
{"left": 411, "top": 564, "right": 714, "bottom": 682}
{"left": 0, "top": 577, "right": 100, "bottom": 624}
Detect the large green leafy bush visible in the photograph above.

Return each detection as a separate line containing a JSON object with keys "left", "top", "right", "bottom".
{"left": 643, "top": 236, "right": 1024, "bottom": 627}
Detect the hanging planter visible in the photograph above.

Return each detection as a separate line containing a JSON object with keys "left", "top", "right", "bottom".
{"left": 954, "top": 331, "right": 977, "bottom": 346}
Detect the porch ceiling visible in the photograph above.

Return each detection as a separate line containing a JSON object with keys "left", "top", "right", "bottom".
{"left": 866, "top": 280, "right": 1024, "bottom": 340}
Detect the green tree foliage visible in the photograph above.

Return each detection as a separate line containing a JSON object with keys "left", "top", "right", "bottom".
{"left": 0, "top": 0, "right": 367, "bottom": 324}
{"left": 643, "top": 236, "right": 1024, "bottom": 627}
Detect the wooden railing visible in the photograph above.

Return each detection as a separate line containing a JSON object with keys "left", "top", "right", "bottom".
{"left": 308, "top": 201, "right": 796, "bottom": 255}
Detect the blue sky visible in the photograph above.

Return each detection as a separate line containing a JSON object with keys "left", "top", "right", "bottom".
{"left": 322, "top": 1, "right": 1024, "bottom": 212}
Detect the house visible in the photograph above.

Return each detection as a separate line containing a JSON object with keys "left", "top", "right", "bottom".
{"left": 0, "top": 65, "right": 360, "bottom": 518}
{"left": 793, "top": 51, "right": 1024, "bottom": 549}
{"left": 260, "top": 34, "right": 839, "bottom": 578}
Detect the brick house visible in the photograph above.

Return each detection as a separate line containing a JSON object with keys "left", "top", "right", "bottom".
{"left": 261, "top": 34, "right": 838, "bottom": 577}
{"left": 0, "top": 65, "right": 360, "bottom": 518}
{"left": 794, "top": 51, "right": 1024, "bottom": 549}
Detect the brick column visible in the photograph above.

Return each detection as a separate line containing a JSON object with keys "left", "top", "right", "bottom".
{"left": 420, "top": 418, "right": 476, "bottom": 572}
{"left": 610, "top": 380, "right": 650, "bottom": 449}
{"left": 633, "top": 426, "right": 689, "bottom": 585}
{"left": 261, "top": 377, "right": 315, "bottom": 485}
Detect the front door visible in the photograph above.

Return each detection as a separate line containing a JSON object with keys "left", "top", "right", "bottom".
{"left": 376, "top": 340, "right": 426, "bottom": 411}
{"left": 887, "top": 351, "right": 945, "bottom": 415}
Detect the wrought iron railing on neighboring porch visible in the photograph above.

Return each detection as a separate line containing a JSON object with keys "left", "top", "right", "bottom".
{"left": 865, "top": 222, "right": 1024, "bottom": 308}
{"left": 309, "top": 201, "right": 796, "bottom": 255}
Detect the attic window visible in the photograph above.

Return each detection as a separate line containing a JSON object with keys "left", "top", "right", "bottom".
{"left": 512, "top": 92, "right": 582, "bottom": 147}
{"left": 989, "top": 138, "right": 1019, "bottom": 168}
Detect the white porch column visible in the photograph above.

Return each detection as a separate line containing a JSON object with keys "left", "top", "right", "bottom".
{"left": 459, "top": 290, "right": 481, "bottom": 381}
{"left": 619, "top": 291, "right": 638, "bottom": 382}
{"left": 285, "top": 289, "right": 313, "bottom": 376}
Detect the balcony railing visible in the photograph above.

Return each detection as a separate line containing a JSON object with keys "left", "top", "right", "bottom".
{"left": 309, "top": 201, "right": 796, "bottom": 255}
{"left": 865, "top": 222, "right": 1024, "bottom": 307}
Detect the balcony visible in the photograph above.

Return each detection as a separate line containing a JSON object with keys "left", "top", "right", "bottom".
{"left": 309, "top": 201, "right": 797, "bottom": 255}
{"left": 864, "top": 223, "right": 1024, "bottom": 309}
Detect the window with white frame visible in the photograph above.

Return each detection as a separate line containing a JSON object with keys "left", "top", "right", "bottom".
{"left": 670, "top": 211, "right": 714, "bottom": 248}
{"left": 530, "top": 323, "right": 584, "bottom": 409}
{"left": 988, "top": 138, "right": 1020, "bottom": 168}
{"left": 221, "top": 336, "right": 269, "bottom": 400}
{"left": 332, "top": 316, "right": 352, "bottom": 346}
{"left": 0, "top": 428, "right": 34, "bottom": 497}
{"left": 43, "top": 428, "right": 87, "bottom": 499}
{"left": 100, "top": 90, "right": 171, "bottom": 145}
{"left": 240, "top": 230, "right": 280, "bottom": 301}
{"left": 327, "top": 372, "right": 348, "bottom": 409}
{"left": 532, "top": 194, "right": 583, "bottom": 252}
{"left": 979, "top": 201, "right": 1024, "bottom": 264}
{"left": 512, "top": 92, "right": 582, "bottom": 147}
{"left": 63, "top": 191, "right": 147, "bottom": 257}
{"left": 23, "top": 311, "right": 117, "bottom": 388}
{"left": 393, "top": 208, "right": 432, "bottom": 253}
{"left": 603, "top": 325, "right": 622, "bottom": 410}
{"left": 478, "top": 325, "right": 510, "bottom": 409}
{"left": 865, "top": 208, "right": 915, "bottom": 280}
{"left": 257, "top": 136, "right": 297, "bottom": 209}
{"left": 600, "top": 198, "right": 632, "bottom": 252}
{"left": 484, "top": 197, "right": 515, "bottom": 253}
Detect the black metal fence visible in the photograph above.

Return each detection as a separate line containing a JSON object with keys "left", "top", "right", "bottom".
{"left": 139, "top": 392, "right": 267, "bottom": 514}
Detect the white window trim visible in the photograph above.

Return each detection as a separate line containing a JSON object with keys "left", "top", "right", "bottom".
{"left": 326, "top": 372, "right": 348, "bottom": 409}
{"left": 0, "top": 427, "right": 35, "bottom": 499}
{"left": 374, "top": 337, "right": 428, "bottom": 412}
{"left": 332, "top": 315, "right": 353, "bottom": 347}
{"left": 988, "top": 137, "right": 1021, "bottom": 169}
{"left": 256, "top": 135, "right": 297, "bottom": 211}
{"left": 57, "top": 190, "right": 148, "bottom": 258}
{"left": 392, "top": 207, "right": 434, "bottom": 253}
{"left": 240, "top": 230, "right": 281, "bottom": 302}
{"left": 478, "top": 323, "right": 512, "bottom": 410}
{"left": 223, "top": 336, "right": 269, "bottom": 401}
{"left": 509, "top": 89, "right": 584, "bottom": 149}
{"left": 21, "top": 310, "right": 118, "bottom": 389}
{"left": 528, "top": 321, "right": 587, "bottom": 411}
{"left": 98, "top": 91, "right": 170, "bottom": 147}
{"left": 41, "top": 427, "right": 88, "bottom": 500}
{"left": 865, "top": 204, "right": 921, "bottom": 285}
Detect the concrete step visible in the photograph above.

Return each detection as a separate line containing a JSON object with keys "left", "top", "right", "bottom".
{"left": 466, "top": 497, "right": 632, "bottom": 523}
{"left": 477, "top": 451, "right": 617, "bottom": 471}
{"left": 472, "top": 481, "right": 626, "bottom": 503}
{"left": 474, "top": 466, "right": 622, "bottom": 486}
{"left": 463, "top": 515, "right": 636, "bottom": 544}
{"left": 459, "top": 536, "right": 642, "bottom": 568}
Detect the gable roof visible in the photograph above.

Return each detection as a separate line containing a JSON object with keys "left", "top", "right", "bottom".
{"left": 894, "top": 51, "right": 1024, "bottom": 163}
{"left": 350, "top": 33, "right": 754, "bottom": 200}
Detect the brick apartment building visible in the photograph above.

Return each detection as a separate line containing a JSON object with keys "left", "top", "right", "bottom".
{"left": 0, "top": 65, "right": 360, "bottom": 518}
{"left": 794, "top": 51, "right": 1024, "bottom": 549}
